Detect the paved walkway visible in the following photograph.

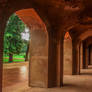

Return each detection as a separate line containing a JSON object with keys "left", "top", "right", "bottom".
{"left": 3, "top": 63, "right": 92, "bottom": 92}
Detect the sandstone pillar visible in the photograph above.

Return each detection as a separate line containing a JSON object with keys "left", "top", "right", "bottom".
{"left": 89, "top": 46, "right": 92, "bottom": 65}
{"left": 83, "top": 44, "right": 88, "bottom": 69}
{"left": 88, "top": 47, "right": 90, "bottom": 65}
{"left": 72, "top": 41, "right": 80, "bottom": 75}
{"left": 47, "top": 30, "right": 63, "bottom": 87}
{"left": 56, "top": 31, "right": 64, "bottom": 87}
{"left": 29, "top": 28, "right": 63, "bottom": 88}
{"left": 47, "top": 30, "right": 58, "bottom": 87}
{"left": 0, "top": 24, "right": 4, "bottom": 92}
{"left": 80, "top": 42, "right": 83, "bottom": 69}
{"left": 55, "top": 37, "right": 63, "bottom": 87}
{"left": 29, "top": 28, "right": 49, "bottom": 88}
{"left": 64, "top": 38, "right": 72, "bottom": 75}
{"left": 0, "top": 7, "right": 8, "bottom": 91}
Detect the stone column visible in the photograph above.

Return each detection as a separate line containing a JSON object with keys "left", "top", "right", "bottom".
{"left": 83, "top": 44, "right": 88, "bottom": 69}
{"left": 56, "top": 38, "right": 62, "bottom": 87}
{"left": 80, "top": 42, "right": 83, "bottom": 69}
{"left": 0, "top": 24, "right": 4, "bottom": 92}
{"left": 72, "top": 41, "right": 80, "bottom": 75}
{"left": 59, "top": 37, "right": 64, "bottom": 87}
{"left": 88, "top": 47, "right": 90, "bottom": 65}
{"left": 46, "top": 28, "right": 64, "bottom": 87}
{"left": 56, "top": 31, "right": 64, "bottom": 87}
{"left": 47, "top": 30, "right": 64, "bottom": 87}
{"left": 89, "top": 46, "right": 92, "bottom": 65}
{"left": 0, "top": 6, "right": 8, "bottom": 91}
{"left": 47, "top": 30, "right": 58, "bottom": 87}
{"left": 29, "top": 28, "right": 64, "bottom": 88}
{"left": 64, "top": 37, "right": 72, "bottom": 75}
{"left": 29, "top": 28, "right": 49, "bottom": 88}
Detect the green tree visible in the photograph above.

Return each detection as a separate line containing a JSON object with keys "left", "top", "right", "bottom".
{"left": 4, "top": 14, "right": 26, "bottom": 62}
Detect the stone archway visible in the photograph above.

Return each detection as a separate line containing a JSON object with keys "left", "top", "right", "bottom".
{"left": 68, "top": 29, "right": 92, "bottom": 75}
{"left": 16, "top": 9, "right": 49, "bottom": 88}
{"left": 3, "top": 8, "right": 49, "bottom": 89}
{"left": 2, "top": 7, "right": 64, "bottom": 90}
{"left": 77, "top": 30, "right": 92, "bottom": 71}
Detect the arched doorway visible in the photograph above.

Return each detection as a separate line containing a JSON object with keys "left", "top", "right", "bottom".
{"left": 3, "top": 8, "right": 49, "bottom": 92}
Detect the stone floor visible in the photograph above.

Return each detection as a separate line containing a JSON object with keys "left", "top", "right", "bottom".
{"left": 2, "top": 62, "right": 92, "bottom": 92}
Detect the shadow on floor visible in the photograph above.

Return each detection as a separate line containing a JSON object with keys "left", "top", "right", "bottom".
{"left": 63, "top": 83, "right": 78, "bottom": 88}
{"left": 80, "top": 73, "right": 92, "bottom": 76}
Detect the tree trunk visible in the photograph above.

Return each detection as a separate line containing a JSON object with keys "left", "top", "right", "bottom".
{"left": 25, "top": 44, "right": 29, "bottom": 62}
{"left": 9, "top": 53, "right": 13, "bottom": 62}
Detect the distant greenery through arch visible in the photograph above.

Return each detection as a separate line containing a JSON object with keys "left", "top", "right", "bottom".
{"left": 3, "top": 14, "right": 30, "bottom": 63}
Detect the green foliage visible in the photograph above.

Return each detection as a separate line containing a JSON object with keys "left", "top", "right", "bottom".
{"left": 3, "top": 54, "right": 26, "bottom": 63}
{"left": 4, "top": 14, "right": 26, "bottom": 55}
{"left": 21, "top": 40, "right": 29, "bottom": 53}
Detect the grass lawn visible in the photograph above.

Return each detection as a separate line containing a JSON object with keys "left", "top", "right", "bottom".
{"left": 3, "top": 53, "right": 26, "bottom": 63}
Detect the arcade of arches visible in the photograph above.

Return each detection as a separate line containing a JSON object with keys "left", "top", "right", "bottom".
{"left": 1, "top": 0, "right": 92, "bottom": 92}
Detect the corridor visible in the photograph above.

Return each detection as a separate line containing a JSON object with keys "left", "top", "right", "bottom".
{"left": 2, "top": 63, "right": 92, "bottom": 92}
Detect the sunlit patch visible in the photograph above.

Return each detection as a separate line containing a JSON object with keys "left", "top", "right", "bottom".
{"left": 64, "top": 32, "right": 71, "bottom": 39}
{"left": 21, "top": 27, "right": 30, "bottom": 41}
{"left": 20, "top": 66, "right": 28, "bottom": 80}
{"left": 20, "top": 66, "right": 27, "bottom": 73}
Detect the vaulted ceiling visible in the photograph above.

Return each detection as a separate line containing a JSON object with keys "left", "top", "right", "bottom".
{"left": 1, "top": 0, "right": 92, "bottom": 40}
